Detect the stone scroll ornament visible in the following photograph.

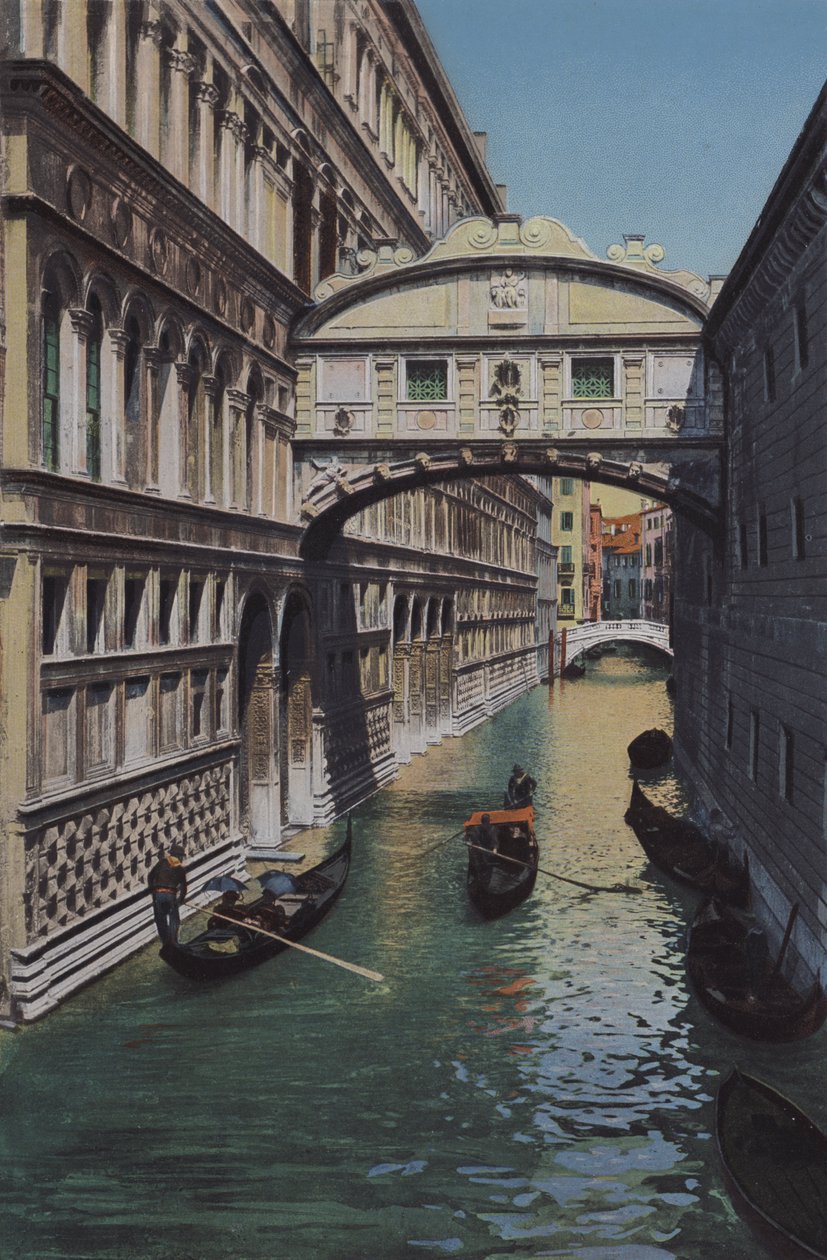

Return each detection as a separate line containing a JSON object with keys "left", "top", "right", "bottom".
{"left": 491, "top": 359, "right": 522, "bottom": 436}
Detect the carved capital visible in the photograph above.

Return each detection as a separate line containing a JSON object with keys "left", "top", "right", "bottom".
{"left": 68, "top": 308, "right": 95, "bottom": 339}
{"left": 107, "top": 327, "right": 131, "bottom": 358}
{"left": 194, "top": 81, "right": 220, "bottom": 108}
{"left": 226, "top": 388, "right": 250, "bottom": 412}
{"left": 165, "top": 48, "right": 196, "bottom": 77}
{"left": 174, "top": 361, "right": 193, "bottom": 389}
{"left": 140, "top": 20, "right": 164, "bottom": 47}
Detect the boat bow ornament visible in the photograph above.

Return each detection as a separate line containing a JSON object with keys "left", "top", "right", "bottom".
{"left": 290, "top": 215, "right": 723, "bottom": 554}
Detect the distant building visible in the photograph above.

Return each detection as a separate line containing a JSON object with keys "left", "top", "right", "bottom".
{"left": 641, "top": 505, "right": 673, "bottom": 623}
{"left": 601, "top": 513, "right": 642, "bottom": 620}
{"left": 552, "top": 477, "right": 591, "bottom": 623}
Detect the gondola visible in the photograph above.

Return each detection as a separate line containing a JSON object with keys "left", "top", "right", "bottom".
{"left": 464, "top": 806, "right": 538, "bottom": 919}
{"left": 687, "top": 898, "right": 827, "bottom": 1042}
{"left": 159, "top": 818, "right": 352, "bottom": 980}
{"left": 716, "top": 1068, "right": 827, "bottom": 1258}
{"left": 625, "top": 780, "right": 749, "bottom": 904}
{"left": 562, "top": 658, "right": 586, "bottom": 679}
{"left": 627, "top": 726, "right": 672, "bottom": 768}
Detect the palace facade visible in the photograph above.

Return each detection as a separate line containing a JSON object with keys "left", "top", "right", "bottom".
{"left": 0, "top": 0, "right": 552, "bottom": 1020}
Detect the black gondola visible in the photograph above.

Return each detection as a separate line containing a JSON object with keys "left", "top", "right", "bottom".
{"left": 687, "top": 898, "right": 827, "bottom": 1042}
{"left": 627, "top": 727, "right": 672, "bottom": 768}
{"left": 159, "top": 818, "right": 352, "bottom": 980}
{"left": 624, "top": 780, "right": 749, "bottom": 904}
{"left": 716, "top": 1068, "right": 827, "bottom": 1258}
{"left": 464, "top": 806, "right": 538, "bottom": 919}
{"left": 562, "top": 658, "right": 586, "bottom": 679}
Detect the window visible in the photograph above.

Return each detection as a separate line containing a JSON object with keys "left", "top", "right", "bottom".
{"left": 779, "top": 726, "right": 794, "bottom": 803}
{"left": 561, "top": 589, "right": 575, "bottom": 609}
{"left": 43, "top": 688, "right": 74, "bottom": 783}
{"left": 86, "top": 576, "right": 107, "bottom": 654}
{"left": 406, "top": 360, "right": 448, "bottom": 402}
{"left": 42, "top": 573, "right": 68, "bottom": 656}
{"left": 749, "top": 710, "right": 760, "bottom": 781}
{"left": 85, "top": 683, "right": 113, "bottom": 772}
{"left": 791, "top": 498, "right": 805, "bottom": 560}
{"left": 560, "top": 546, "right": 573, "bottom": 564}
{"left": 160, "top": 673, "right": 182, "bottom": 750}
{"left": 191, "top": 670, "right": 208, "bottom": 741}
{"left": 214, "top": 668, "right": 228, "bottom": 734}
{"left": 42, "top": 294, "right": 60, "bottom": 471}
{"left": 560, "top": 478, "right": 574, "bottom": 495}
{"left": 124, "top": 676, "right": 151, "bottom": 764}
{"left": 214, "top": 579, "right": 226, "bottom": 639}
{"left": 86, "top": 297, "right": 103, "bottom": 481}
{"left": 614, "top": 580, "right": 621, "bottom": 599}
{"left": 189, "top": 578, "right": 205, "bottom": 643}
{"left": 763, "top": 347, "right": 776, "bottom": 403}
{"left": 795, "top": 303, "right": 809, "bottom": 371}
{"left": 124, "top": 575, "right": 145, "bottom": 649}
{"left": 560, "top": 512, "right": 574, "bottom": 532}
{"left": 628, "top": 579, "right": 636, "bottom": 598}
{"left": 571, "top": 357, "right": 614, "bottom": 399}
{"left": 738, "top": 520, "right": 748, "bottom": 569}
{"left": 159, "top": 575, "right": 178, "bottom": 646}
{"left": 725, "top": 697, "right": 734, "bottom": 751}
{"left": 645, "top": 544, "right": 652, "bottom": 565}
{"left": 654, "top": 538, "right": 664, "bottom": 566}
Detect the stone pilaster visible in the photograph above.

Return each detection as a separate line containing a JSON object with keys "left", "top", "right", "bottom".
{"left": 539, "top": 352, "right": 562, "bottom": 431}
{"left": 622, "top": 352, "right": 645, "bottom": 431}
{"left": 106, "top": 328, "right": 129, "bottom": 485}
{"left": 456, "top": 355, "right": 478, "bottom": 434}
{"left": 68, "top": 308, "right": 93, "bottom": 476}
{"left": 374, "top": 358, "right": 397, "bottom": 437}
{"left": 143, "top": 346, "right": 161, "bottom": 493}
{"left": 174, "top": 361, "right": 193, "bottom": 499}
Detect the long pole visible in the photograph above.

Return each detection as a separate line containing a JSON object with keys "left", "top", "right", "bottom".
{"left": 185, "top": 903, "right": 384, "bottom": 983}
{"left": 465, "top": 841, "right": 642, "bottom": 895}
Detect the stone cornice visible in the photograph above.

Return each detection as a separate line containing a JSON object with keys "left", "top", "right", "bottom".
{"left": 0, "top": 60, "right": 307, "bottom": 319}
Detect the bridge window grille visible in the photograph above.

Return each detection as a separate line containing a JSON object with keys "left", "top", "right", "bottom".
{"left": 571, "top": 357, "right": 614, "bottom": 399}
{"left": 406, "top": 360, "right": 448, "bottom": 402}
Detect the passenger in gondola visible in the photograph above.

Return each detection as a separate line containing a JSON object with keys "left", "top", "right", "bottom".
{"left": 247, "top": 889, "right": 289, "bottom": 935}
{"left": 207, "top": 889, "right": 246, "bottom": 930}
{"left": 505, "top": 765, "right": 536, "bottom": 809}
{"left": 477, "top": 813, "right": 499, "bottom": 853}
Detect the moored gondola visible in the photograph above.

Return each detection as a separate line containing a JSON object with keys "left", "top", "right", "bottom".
{"left": 562, "top": 658, "right": 586, "bottom": 679}
{"left": 716, "top": 1068, "right": 827, "bottom": 1258}
{"left": 625, "top": 780, "right": 749, "bottom": 904}
{"left": 159, "top": 818, "right": 352, "bottom": 980}
{"left": 687, "top": 898, "right": 827, "bottom": 1042}
{"left": 464, "top": 806, "right": 538, "bottom": 918}
{"left": 627, "top": 727, "right": 672, "bottom": 768}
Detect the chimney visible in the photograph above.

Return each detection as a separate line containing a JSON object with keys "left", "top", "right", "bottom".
{"left": 496, "top": 184, "right": 508, "bottom": 212}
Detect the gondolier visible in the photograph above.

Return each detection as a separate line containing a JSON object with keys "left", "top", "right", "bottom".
{"left": 505, "top": 765, "right": 536, "bottom": 808}
{"left": 147, "top": 846, "right": 188, "bottom": 945}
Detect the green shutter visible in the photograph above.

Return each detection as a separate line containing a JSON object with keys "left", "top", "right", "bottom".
{"left": 42, "top": 313, "right": 60, "bottom": 470}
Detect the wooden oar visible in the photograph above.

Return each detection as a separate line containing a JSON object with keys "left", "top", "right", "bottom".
{"left": 186, "top": 903, "right": 384, "bottom": 983}
{"left": 422, "top": 828, "right": 466, "bottom": 857}
{"left": 465, "top": 841, "right": 643, "bottom": 895}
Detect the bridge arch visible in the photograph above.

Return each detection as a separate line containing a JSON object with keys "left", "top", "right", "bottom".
{"left": 290, "top": 214, "right": 723, "bottom": 559}
{"left": 561, "top": 619, "right": 674, "bottom": 666}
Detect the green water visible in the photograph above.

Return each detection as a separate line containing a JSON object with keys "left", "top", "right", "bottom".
{"left": 1, "top": 650, "right": 824, "bottom": 1259}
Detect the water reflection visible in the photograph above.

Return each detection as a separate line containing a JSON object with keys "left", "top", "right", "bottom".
{"left": 0, "top": 648, "right": 819, "bottom": 1259}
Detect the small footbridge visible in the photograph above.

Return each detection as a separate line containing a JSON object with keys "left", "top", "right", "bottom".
{"left": 558, "top": 620, "right": 672, "bottom": 669}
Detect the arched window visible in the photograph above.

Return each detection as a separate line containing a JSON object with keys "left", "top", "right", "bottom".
{"left": 42, "top": 292, "right": 61, "bottom": 471}
{"left": 86, "top": 296, "right": 103, "bottom": 481}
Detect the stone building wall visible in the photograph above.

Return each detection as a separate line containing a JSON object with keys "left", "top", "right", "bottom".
{"left": 674, "top": 82, "right": 827, "bottom": 981}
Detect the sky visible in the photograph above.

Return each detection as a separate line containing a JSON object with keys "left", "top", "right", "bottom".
{"left": 415, "top": 0, "right": 827, "bottom": 279}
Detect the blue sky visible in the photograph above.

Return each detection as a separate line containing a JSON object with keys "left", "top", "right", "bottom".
{"left": 415, "top": 0, "right": 827, "bottom": 278}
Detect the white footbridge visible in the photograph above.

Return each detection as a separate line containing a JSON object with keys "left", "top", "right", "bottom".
{"left": 559, "top": 620, "right": 673, "bottom": 667}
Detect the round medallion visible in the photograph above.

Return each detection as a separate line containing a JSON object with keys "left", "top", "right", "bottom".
{"left": 263, "top": 314, "right": 277, "bottom": 350}
{"left": 109, "top": 197, "right": 132, "bottom": 248}
{"left": 213, "top": 276, "right": 228, "bottom": 317}
{"left": 581, "top": 408, "right": 605, "bottom": 429}
{"left": 149, "top": 227, "right": 168, "bottom": 275}
{"left": 66, "top": 165, "right": 92, "bottom": 222}
{"left": 416, "top": 410, "right": 437, "bottom": 431}
{"left": 185, "top": 255, "right": 202, "bottom": 296}
{"left": 240, "top": 297, "right": 255, "bottom": 334}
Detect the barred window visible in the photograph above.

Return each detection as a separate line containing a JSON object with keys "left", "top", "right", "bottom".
{"left": 571, "top": 357, "right": 614, "bottom": 399}
{"left": 406, "top": 360, "right": 448, "bottom": 402}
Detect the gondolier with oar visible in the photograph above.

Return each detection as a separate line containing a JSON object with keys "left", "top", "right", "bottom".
{"left": 505, "top": 765, "right": 536, "bottom": 809}
{"left": 147, "top": 845, "right": 188, "bottom": 944}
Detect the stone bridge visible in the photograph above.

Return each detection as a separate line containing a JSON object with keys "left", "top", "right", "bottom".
{"left": 289, "top": 215, "right": 725, "bottom": 556}
{"left": 560, "top": 619, "right": 673, "bottom": 666}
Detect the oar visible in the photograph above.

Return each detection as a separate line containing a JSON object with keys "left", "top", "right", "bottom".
{"left": 422, "top": 828, "right": 466, "bottom": 857}
{"left": 185, "top": 903, "right": 384, "bottom": 983}
{"left": 465, "top": 841, "right": 642, "bottom": 895}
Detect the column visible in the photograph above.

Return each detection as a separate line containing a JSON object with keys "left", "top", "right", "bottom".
{"left": 226, "top": 389, "right": 248, "bottom": 510}
{"left": 202, "top": 374, "right": 217, "bottom": 505}
{"left": 174, "top": 361, "right": 192, "bottom": 499}
{"left": 68, "top": 309, "right": 93, "bottom": 476}
{"left": 136, "top": 20, "right": 162, "bottom": 158}
{"left": 217, "top": 110, "right": 240, "bottom": 227}
{"left": 234, "top": 115, "right": 248, "bottom": 236}
{"left": 106, "top": 328, "right": 129, "bottom": 485}
{"left": 193, "top": 81, "right": 219, "bottom": 207}
{"left": 106, "top": 0, "right": 127, "bottom": 127}
{"left": 250, "top": 146, "right": 269, "bottom": 254}
{"left": 165, "top": 42, "right": 194, "bottom": 184}
{"left": 143, "top": 347, "right": 161, "bottom": 493}
{"left": 539, "top": 352, "right": 562, "bottom": 431}
{"left": 253, "top": 404, "right": 265, "bottom": 516}
{"left": 342, "top": 24, "right": 359, "bottom": 110}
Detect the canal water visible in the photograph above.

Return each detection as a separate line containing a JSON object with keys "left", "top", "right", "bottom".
{"left": 1, "top": 648, "right": 824, "bottom": 1260}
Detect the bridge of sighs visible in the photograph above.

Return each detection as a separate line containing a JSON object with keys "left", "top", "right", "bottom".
{"left": 288, "top": 215, "right": 725, "bottom": 556}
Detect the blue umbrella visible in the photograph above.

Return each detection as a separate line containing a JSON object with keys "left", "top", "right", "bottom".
{"left": 258, "top": 871, "right": 298, "bottom": 896}
{"left": 202, "top": 874, "right": 248, "bottom": 894}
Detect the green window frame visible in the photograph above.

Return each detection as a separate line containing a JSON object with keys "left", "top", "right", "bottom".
{"left": 560, "top": 477, "right": 574, "bottom": 495}
{"left": 560, "top": 545, "right": 573, "bottom": 564}
{"left": 42, "top": 302, "right": 60, "bottom": 471}
{"left": 571, "top": 357, "right": 614, "bottom": 399}
{"left": 406, "top": 359, "right": 448, "bottom": 402}
{"left": 560, "top": 511, "right": 574, "bottom": 531}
